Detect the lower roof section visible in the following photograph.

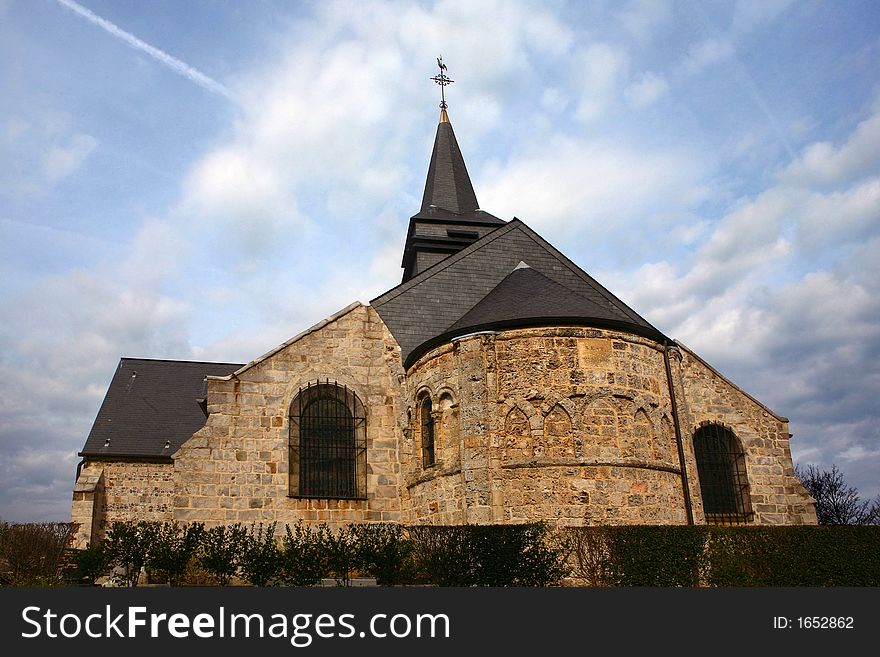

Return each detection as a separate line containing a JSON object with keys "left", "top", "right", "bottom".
{"left": 80, "top": 358, "right": 242, "bottom": 459}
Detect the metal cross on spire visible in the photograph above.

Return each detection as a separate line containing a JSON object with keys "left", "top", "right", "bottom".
{"left": 431, "top": 56, "right": 454, "bottom": 109}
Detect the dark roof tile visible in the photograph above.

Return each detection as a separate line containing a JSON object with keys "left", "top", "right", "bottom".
{"left": 80, "top": 358, "right": 242, "bottom": 459}
{"left": 371, "top": 219, "right": 668, "bottom": 367}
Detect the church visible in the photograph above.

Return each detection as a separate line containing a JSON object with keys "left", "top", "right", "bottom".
{"left": 71, "top": 73, "right": 817, "bottom": 548}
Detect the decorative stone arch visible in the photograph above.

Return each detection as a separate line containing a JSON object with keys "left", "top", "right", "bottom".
{"left": 624, "top": 407, "right": 654, "bottom": 461}
{"left": 654, "top": 413, "right": 676, "bottom": 463}
{"left": 436, "top": 386, "right": 457, "bottom": 405}
{"left": 539, "top": 393, "right": 577, "bottom": 420}
{"left": 498, "top": 397, "right": 541, "bottom": 432}
{"left": 541, "top": 402, "right": 575, "bottom": 459}
{"left": 414, "top": 384, "right": 434, "bottom": 405}
{"left": 498, "top": 398, "right": 538, "bottom": 464}
{"left": 580, "top": 393, "right": 622, "bottom": 457}
{"left": 617, "top": 395, "right": 664, "bottom": 462}
{"left": 436, "top": 387, "right": 460, "bottom": 467}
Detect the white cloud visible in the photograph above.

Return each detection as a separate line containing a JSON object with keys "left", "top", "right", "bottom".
{"left": 625, "top": 71, "right": 669, "bottom": 107}
{"left": 0, "top": 251, "right": 193, "bottom": 520}
{"left": 540, "top": 88, "right": 569, "bottom": 113}
{"left": 179, "top": 0, "right": 575, "bottom": 269}
{"left": 571, "top": 42, "right": 630, "bottom": 123}
{"left": 479, "top": 134, "right": 703, "bottom": 250}
{"left": 780, "top": 110, "right": 880, "bottom": 188}
{"left": 618, "top": 0, "right": 673, "bottom": 43}
{"left": 680, "top": 38, "right": 735, "bottom": 76}
{"left": 42, "top": 132, "right": 98, "bottom": 182}
{"left": 796, "top": 178, "right": 880, "bottom": 251}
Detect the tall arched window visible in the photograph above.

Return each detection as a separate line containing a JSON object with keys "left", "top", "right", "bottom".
{"left": 289, "top": 382, "right": 366, "bottom": 499}
{"left": 421, "top": 397, "right": 435, "bottom": 468}
{"left": 693, "top": 423, "right": 752, "bottom": 524}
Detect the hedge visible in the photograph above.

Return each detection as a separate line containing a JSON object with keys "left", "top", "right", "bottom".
{"left": 565, "top": 525, "right": 880, "bottom": 586}
{"left": 3, "top": 521, "right": 877, "bottom": 587}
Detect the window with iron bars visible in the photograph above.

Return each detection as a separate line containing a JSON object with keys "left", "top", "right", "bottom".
{"left": 289, "top": 381, "right": 366, "bottom": 499}
{"left": 421, "top": 397, "right": 435, "bottom": 468}
{"left": 693, "top": 423, "right": 753, "bottom": 525}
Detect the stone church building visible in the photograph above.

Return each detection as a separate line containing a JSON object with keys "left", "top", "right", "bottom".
{"left": 71, "top": 104, "right": 816, "bottom": 547}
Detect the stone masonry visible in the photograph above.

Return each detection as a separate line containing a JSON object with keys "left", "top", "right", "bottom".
{"left": 403, "top": 326, "right": 815, "bottom": 526}
{"left": 73, "top": 308, "right": 816, "bottom": 545}
{"left": 171, "top": 303, "right": 405, "bottom": 528}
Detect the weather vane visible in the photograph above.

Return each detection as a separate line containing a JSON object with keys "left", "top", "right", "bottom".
{"left": 431, "top": 56, "right": 453, "bottom": 109}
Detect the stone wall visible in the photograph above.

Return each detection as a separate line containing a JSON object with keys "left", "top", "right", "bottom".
{"left": 71, "top": 463, "right": 103, "bottom": 548}
{"left": 72, "top": 312, "right": 815, "bottom": 536}
{"left": 71, "top": 459, "right": 175, "bottom": 546}
{"left": 405, "top": 327, "right": 691, "bottom": 526}
{"left": 675, "top": 343, "right": 817, "bottom": 525}
{"left": 171, "top": 303, "right": 405, "bottom": 528}
{"left": 403, "top": 345, "right": 466, "bottom": 524}
{"left": 404, "top": 326, "right": 816, "bottom": 526}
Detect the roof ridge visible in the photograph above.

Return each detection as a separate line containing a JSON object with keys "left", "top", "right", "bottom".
{"left": 447, "top": 264, "right": 613, "bottom": 333}
{"left": 371, "top": 220, "right": 520, "bottom": 305}
{"left": 119, "top": 357, "right": 244, "bottom": 366}
{"left": 513, "top": 221, "right": 662, "bottom": 332}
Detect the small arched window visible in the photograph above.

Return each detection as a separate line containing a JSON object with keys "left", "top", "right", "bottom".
{"left": 693, "top": 423, "right": 752, "bottom": 524}
{"left": 289, "top": 382, "right": 366, "bottom": 499}
{"left": 421, "top": 397, "right": 435, "bottom": 468}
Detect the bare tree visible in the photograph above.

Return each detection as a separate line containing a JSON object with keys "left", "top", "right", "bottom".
{"left": 796, "top": 464, "right": 880, "bottom": 525}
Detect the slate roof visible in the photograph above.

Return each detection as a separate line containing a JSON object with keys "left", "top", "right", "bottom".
{"left": 401, "top": 110, "right": 504, "bottom": 282}
{"left": 80, "top": 358, "right": 242, "bottom": 459}
{"left": 449, "top": 263, "right": 617, "bottom": 330}
{"left": 371, "top": 219, "right": 669, "bottom": 368}
{"left": 420, "top": 109, "right": 481, "bottom": 215}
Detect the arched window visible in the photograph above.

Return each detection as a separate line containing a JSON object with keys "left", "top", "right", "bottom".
{"left": 289, "top": 382, "right": 366, "bottom": 499}
{"left": 421, "top": 397, "right": 435, "bottom": 468}
{"left": 693, "top": 424, "right": 752, "bottom": 524}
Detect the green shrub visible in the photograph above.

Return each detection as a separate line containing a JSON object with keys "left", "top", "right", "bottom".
{"left": 324, "top": 524, "right": 359, "bottom": 586}
{"left": 705, "top": 525, "right": 880, "bottom": 586}
{"left": 74, "top": 541, "right": 110, "bottom": 585}
{"left": 199, "top": 523, "right": 246, "bottom": 586}
{"left": 350, "top": 523, "right": 414, "bottom": 586}
{"left": 604, "top": 525, "right": 708, "bottom": 587}
{"left": 146, "top": 522, "right": 204, "bottom": 586}
{"left": 105, "top": 521, "right": 158, "bottom": 587}
{"left": 565, "top": 525, "right": 880, "bottom": 587}
{"left": 279, "top": 522, "right": 331, "bottom": 586}
{"left": 239, "top": 523, "right": 282, "bottom": 586}
{"left": 407, "top": 526, "right": 474, "bottom": 586}
{"left": 467, "top": 523, "right": 568, "bottom": 586}
{"left": 406, "top": 523, "right": 567, "bottom": 586}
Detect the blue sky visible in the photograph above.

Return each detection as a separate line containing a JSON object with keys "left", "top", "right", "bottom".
{"left": 1, "top": 0, "right": 878, "bottom": 521}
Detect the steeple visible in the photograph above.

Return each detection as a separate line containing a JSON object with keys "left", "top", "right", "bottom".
{"left": 420, "top": 109, "right": 480, "bottom": 215}
{"left": 399, "top": 59, "right": 504, "bottom": 283}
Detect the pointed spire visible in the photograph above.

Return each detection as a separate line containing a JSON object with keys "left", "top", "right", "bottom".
{"left": 420, "top": 110, "right": 480, "bottom": 215}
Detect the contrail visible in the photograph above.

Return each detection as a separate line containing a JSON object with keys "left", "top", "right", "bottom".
{"left": 56, "top": 0, "right": 234, "bottom": 101}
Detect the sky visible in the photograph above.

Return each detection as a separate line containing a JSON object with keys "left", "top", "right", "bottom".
{"left": 1, "top": 0, "right": 878, "bottom": 522}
